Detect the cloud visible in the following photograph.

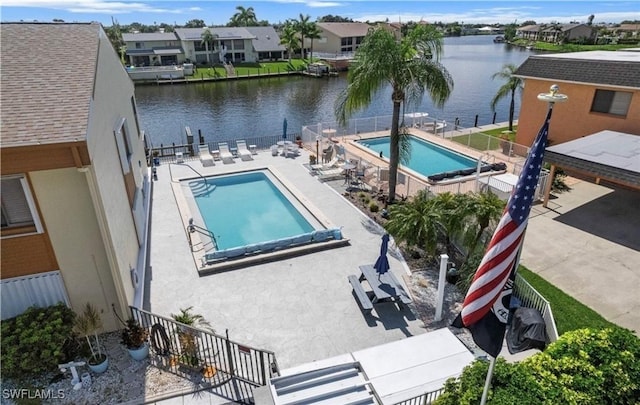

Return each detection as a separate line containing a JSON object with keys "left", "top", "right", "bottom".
{"left": 2, "top": 0, "right": 191, "bottom": 15}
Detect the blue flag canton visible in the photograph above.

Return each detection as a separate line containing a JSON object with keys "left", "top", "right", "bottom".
{"left": 508, "top": 120, "right": 549, "bottom": 225}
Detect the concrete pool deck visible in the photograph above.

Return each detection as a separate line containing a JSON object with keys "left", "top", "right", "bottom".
{"left": 146, "top": 149, "right": 427, "bottom": 371}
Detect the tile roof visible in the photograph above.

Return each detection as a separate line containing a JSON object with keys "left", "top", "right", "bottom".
{"left": 317, "top": 22, "right": 372, "bottom": 38}
{"left": 1, "top": 23, "right": 101, "bottom": 147}
{"left": 514, "top": 51, "right": 640, "bottom": 88}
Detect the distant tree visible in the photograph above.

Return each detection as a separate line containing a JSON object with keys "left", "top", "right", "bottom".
{"left": 306, "top": 23, "right": 322, "bottom": 60}
{"left": 279, "top": 21, "right": 299, "bottom": 62}
{"left": 318, "top": 15, "right": 353, "bottom": 23}
{"left": 201, "top": 28, "right": 215, "bottom": 65}
{"left": 490, "top": 63, "right": 523, "bottom": 132}
{"left": 504, "top": 23, "right": 517, "bottom": 41}
{"left": 588, "top": 14, "right": 595, "bottom": 26}
{"left": 520, "top": 20, "right": 537, "bottom": 26}
{"left": 185, "top": 19, "right": 206, "bottom": 28}
{"left": 158, "top": 23, "right": 174, "bottom": 33}
{"left": 229, "top": 6, "right": 258, "bottom": 27}
{"left": 295, "top": 14, "right": 312, "bottom": 59}
{"left": 52, "top": 18, "right": 64, "bottom": 22}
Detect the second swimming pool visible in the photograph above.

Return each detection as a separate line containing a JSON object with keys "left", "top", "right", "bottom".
{"left": 357, "top": 136, "right": 479, "bottom": 177}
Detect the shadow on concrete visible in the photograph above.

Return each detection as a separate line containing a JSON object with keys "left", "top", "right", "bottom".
{"left": 553, "top": 187, "right": 639, "bottom": 251}
{"left": 354, "top": 297, "right": 418, "bottom": 337}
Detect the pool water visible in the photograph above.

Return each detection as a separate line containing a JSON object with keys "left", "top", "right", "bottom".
{"left": 357, "top": 136, "right": 479, "bottom": 177}
{"left": 188, "top": 171, "right": 315, "bottom": 250}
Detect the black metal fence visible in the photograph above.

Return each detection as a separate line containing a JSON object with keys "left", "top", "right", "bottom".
{"left": 393, "top": 388, "right": 444, "bottom": 405}
{"left": 129, "top": 306, "right": 279, "bottom": 403}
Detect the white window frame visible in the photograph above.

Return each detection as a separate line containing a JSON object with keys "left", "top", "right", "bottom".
{"left": 1, "top": 174, "right": 43, "bottom": 237}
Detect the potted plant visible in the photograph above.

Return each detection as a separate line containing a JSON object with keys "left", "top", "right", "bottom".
{"left": 309, "top": 154, "right": 317, "bottom": 165}
{"left": 121, "top": 318, "right": 150, "bottom": 361}
{"left": 74, "top": 303, "right": 108, "bottom": 374}
{"left": 170, "top": 307, "right": 213, "bottom": 369}
{"left": 295, "top": 135, "right": 303, "bottom": 148}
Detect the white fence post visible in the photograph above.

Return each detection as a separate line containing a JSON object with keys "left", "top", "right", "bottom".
{"left": 435, "top": 254, "right": 448, "bottom": 322}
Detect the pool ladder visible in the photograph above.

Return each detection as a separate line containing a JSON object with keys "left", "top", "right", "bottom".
{"left": 187, "top": 219, "right": 218, "bottom": 251}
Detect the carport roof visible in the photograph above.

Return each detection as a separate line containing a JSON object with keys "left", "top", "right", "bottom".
{"left": 545, "top": 130, "right": 640, "bottom": 188}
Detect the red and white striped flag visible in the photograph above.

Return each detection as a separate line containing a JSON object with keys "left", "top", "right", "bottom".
{"left": 453, "top": 107, "right": 552, "bottom": 357}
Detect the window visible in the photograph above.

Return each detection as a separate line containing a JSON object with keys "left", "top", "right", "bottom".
{"left": 233, "top": 39, "right": 244, "bottom": 50}
{"left": 194, "top": 41, "right": 206, "bottom": 52}
{"left": 341, "top": 37, "right": 353, "bottom": 46}
{"left": 1, "top": 175, "right": 41, "bottom": 236}
{"left": 135, "top": 42, "right": 143, "bottom": 49}
{"left": 591, "top": 90, "right": 632, "bottom": 116}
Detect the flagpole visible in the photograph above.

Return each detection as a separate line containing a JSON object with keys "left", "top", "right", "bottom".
{"left": 477, "top": 85, "right": 567, "bottom": 405}
{"left": 480, "top": 356, "right": 496, "bottom": 405}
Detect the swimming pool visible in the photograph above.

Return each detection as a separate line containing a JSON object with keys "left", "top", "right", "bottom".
{"left": 357, "top": 136, "right": 479, "bottom": 177}
{"left": 187, "top": 170, "right": 317, "bottom": 250}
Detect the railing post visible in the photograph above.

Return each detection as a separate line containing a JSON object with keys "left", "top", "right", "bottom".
{"left": 225, "top": 329, "right": 235, "bottom": 377}
{"left": 474, "top": 115, "right": 479, "bottom": 127}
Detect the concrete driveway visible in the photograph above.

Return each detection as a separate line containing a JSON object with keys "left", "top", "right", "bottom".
{"left": 521, "top": 180, "right": 640, "bottom": 333}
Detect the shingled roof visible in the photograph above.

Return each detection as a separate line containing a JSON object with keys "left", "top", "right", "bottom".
{"left": 1, "top": 22, "right": 101, "bottom": 147}
{"left": 514, "top": 51, "right": 640, "bottom": 89}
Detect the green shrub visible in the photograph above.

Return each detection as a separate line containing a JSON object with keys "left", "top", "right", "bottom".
{"left": 1, "top": 303, "right": 77, "bottom": 379}
{"left": 369, "top": 202, "right": 379, "bottom": 212}
{"left": 435, "top": 327, "right": 640, "bottom": 404}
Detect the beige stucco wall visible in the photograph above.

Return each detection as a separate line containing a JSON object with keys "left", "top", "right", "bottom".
{"left": 312, "top": 31, "right": 342, "bottom": 54}
{"left": 84, "top": 28, "right": 150, "bottom": 319}
{"left": 516, "top": 79, "right": 640, "bottom": 147}
{"left": 30, "top": 168, "right": 120, "bottom": 331}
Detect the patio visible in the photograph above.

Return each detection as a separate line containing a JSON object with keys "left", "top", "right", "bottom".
{"left": 146, "top": 147, "right": 427, "bottom": 370}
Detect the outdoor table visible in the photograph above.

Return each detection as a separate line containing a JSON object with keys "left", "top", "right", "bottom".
{"left": 358, "top": 264, "right": 411, "bottom": 307}
{"left": 342, "top": 162, "right": 356, "bottom": 184}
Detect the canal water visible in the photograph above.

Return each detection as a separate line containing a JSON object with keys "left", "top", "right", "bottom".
{"left": 135, "top": 35, "right": 536, "bottom": 147}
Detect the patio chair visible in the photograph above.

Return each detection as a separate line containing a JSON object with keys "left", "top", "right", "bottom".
{"left": 218, "top": 142, "right": 235, "bottom": 164}
{"left": 322, "top": 146, "right": 333, "bottom": 163}
{"left": 270, "top": 145, "right": 280, "bottom": 156}
{"left": 198, "top": 144, "right": 215, "bottom": 167}
{"left": 236, "top": 140, "right": 253, "bottom": 161}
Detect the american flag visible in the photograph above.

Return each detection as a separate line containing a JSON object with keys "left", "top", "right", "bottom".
{"left": 453, "top": 107, "right": 552, "bottom": 357}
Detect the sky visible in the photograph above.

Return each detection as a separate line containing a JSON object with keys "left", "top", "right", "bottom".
{"left": 1, "top": 1, "right": 639, "bottom": 27}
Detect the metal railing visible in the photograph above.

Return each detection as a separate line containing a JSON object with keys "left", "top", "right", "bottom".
{"left": 129, "top": 307, "right": 279, "bottom": 395}
{"left": 393, "top": 388, "right": 445, "bottom": 405}
{"left": 513, "top": 274, "right": 559, "bottom": 342}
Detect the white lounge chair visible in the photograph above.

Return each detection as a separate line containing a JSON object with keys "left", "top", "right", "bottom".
{"left": 198, "top": 144, "right": 215, "bottom": 167}
{"left": 316, "top": 167, "right": 344, "bottom": 182}
{"left": 218, "top": 142, "right": 235, "bottom": 164}
{"left": 236, "top": 140, "right": 253, "bottom": 161}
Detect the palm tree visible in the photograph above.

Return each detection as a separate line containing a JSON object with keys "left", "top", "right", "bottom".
{"left": 335, "top": 24, "right": 453, "bottom": 202}
{"left": 306, "top": 23, "right": 322, "bottom": 61}
{"left": 279, "top": 22, "right": 299, "bottom": 62}
{"left": 230, "top": 6, "right": 257, "bottom": 27}
{"left": 460, "top": 191, "right": 505, "bottom": 266}
{"left": 295, "top": 14, "right": 311, "bottom": 59}
{"left": 384, "top": 190, "right": 441, "bottom": 256}
{"left": 201, "top": 28, "right": 215, "bottom": 65}
{"left": 490, "top": 63, "right": 523, "bottom": 132}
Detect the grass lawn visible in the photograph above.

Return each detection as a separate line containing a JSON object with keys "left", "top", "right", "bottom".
{"left": 510, "top": 39, "right": 637, "bottom": 52}
{"left": 450, "top": 125, "right": 519, "bottom": 151}
{"left": 518, "top": 266, "right": 617, "bottom": 335}
{"left": 186, "top": 60, "right": 307, "bottom": 81}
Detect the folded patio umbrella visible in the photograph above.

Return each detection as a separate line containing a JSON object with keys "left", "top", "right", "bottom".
{"left": 374, "top": 233, "right": 390, "bottom": 279}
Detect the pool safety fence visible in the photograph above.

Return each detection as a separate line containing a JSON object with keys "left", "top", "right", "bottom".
{"left": 129, "top": 306, "right": 279, "bottom": 403}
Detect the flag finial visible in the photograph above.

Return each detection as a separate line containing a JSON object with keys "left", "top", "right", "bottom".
{"left": 537, "top": 84, "right": 568, "bottom": 104}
